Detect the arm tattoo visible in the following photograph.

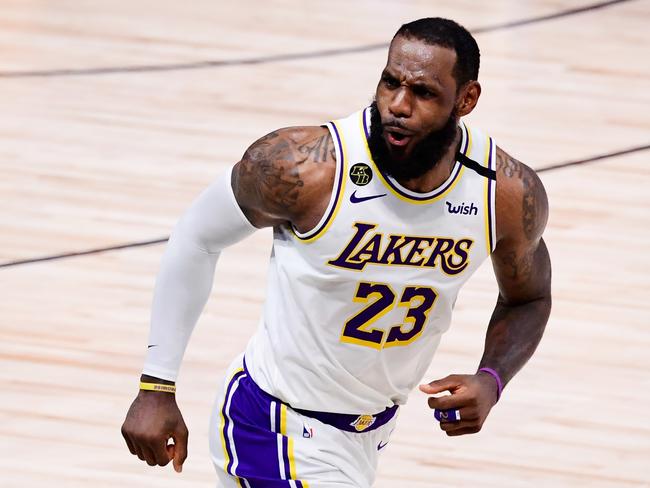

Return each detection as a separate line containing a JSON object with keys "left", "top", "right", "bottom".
{"left": 500, "top": 249, "right": 533, "bottom": 281}
{"left": 297, "top": 133, "right": 335, "bottom": 163}
{"left": 234, "top": 128, "right": 334, "bottom": 225}
{"left": 496, "top": 149, "right": 522, "bottom": 178}
{"left": 483, "top": 148, "right": 552, "bottom": 387}
{"left": 239, "top": 131, "right": 304, "bottom": 214}
{"left": 522, "top": 165, "right": 542, "bottom": 241}
{"left": 496, "top": 149, "right": 548, "bottom": 242}
{"left": 249, "top": 138, "right": 304, "bottom": 210}
{"left": 479, "top": 292, "right": 550, "bottom": 385}
{"left": 482, "top": 240, "right": 551, "bottom": 385}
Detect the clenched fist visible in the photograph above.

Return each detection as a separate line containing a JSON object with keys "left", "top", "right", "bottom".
{"left": 419, "top": 372, "right": 499, "bottom": 436}
{"left": 121, "top": 378, "right": 189, "bottom": 472}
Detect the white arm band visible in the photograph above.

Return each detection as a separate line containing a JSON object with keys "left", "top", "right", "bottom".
{"left": 142, "top": 166, "right": 256, "bottom": 381}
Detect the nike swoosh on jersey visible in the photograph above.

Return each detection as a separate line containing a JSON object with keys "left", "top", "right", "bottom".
{"left": 377, "top": 440, "right": 389, "bottom": 450}
{"left": 147, "top": 344, "right": 158, "bottom": 349}
{"left": 350, "top": 190, "right": 387, "bottom": 203}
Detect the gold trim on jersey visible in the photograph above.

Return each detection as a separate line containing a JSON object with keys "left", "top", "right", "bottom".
{"left": 483, "top": 136, "right": 496, "bottom": 254}
{"left": 360, "top": 110, "right": 471, "bottom": 205}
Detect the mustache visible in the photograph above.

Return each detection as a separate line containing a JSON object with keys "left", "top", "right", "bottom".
{"left": 380, "top": 118, "right": 411, "bottom": 131}
{"left": 367, "top": 99, "right": 459, "bottom": 181}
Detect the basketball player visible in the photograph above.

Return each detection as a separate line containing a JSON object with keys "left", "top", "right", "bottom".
{"left": 122, "top": 18, "right": 551, "bottom": 487}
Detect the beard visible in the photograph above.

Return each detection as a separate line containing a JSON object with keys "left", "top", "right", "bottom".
{"left": 368, "top": 100, "right": 459, "bottom": 181}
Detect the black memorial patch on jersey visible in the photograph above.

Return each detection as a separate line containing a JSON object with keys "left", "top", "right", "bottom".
{"left": 349, "top": 163, "right": 372, "bottom": 186}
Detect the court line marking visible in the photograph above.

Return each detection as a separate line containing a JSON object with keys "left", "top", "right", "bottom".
{"left": 1, "top": 142, "right": 648, "bottom": 269}
{"left": 0, "top": 0, "right": 634, "bottom": 79}
{"left": 536, "top": 144, "right": 650, "bottom": 173}
{"left": 0, "top": 238, "right": 169, "bottom": 268}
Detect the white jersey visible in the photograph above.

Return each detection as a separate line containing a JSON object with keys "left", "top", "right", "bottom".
{"left": 245, "top": 107, "right": 497, "bottom": 414}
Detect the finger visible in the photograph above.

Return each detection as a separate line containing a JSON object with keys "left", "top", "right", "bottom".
{"left": 142, "top": 445, "right": 158, "bottom": 466}
{"left": 419, "top": 375, "right": 463, "bottom": 395}
{"left": 428, "top": 392, "right": 471, "bottom": 410}
{"left": 440, "top": 419, "right": 471, "bottom": 432}
{"left": 150, "top": 438, "right": 171, "bottom": 467}
{"left": 458, "top": 406, "right": 479, "bottom": 421}
{"left": 133, "top": 443, "right": 146, "bottom": 462}
{"left": 446, "top": 425, "right": 481, "bottom": 436}
{"left": 440, "top": 418, "right": 481, "bottom": 434}
{"left": 121, "top": 430, "right": 136, "bottom": 456}
{"left": 167, "top": 443, "right": 176, "bottom": 462}
{"left": 172, "top": 427, "right": 189, "bottom": 473}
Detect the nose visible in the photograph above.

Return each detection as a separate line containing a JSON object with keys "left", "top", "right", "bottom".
{"left": 388, "top": 87, "right": 413, "bottom": 119}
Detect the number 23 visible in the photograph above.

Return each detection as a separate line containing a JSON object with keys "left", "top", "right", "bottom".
{"left": 340, "top": 281, "right": 438, "bottom": 350}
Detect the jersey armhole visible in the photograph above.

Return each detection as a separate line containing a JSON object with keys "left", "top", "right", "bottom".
{"left": 290, "top": 122, "right": 347, "bottom": 243}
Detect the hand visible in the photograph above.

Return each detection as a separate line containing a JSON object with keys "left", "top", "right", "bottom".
{"left": 121, "top": 389, "right": 189, "bottom": 472}
{"left": 419, "top": 372, "right": 498, "bottom": 436}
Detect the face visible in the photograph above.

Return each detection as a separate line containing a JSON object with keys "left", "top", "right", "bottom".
{"left": 369, "top": 35, "right": 479, "bottom": 180}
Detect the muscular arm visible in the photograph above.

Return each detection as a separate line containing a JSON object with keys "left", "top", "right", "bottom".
{"left": 479, "top": 147, "right": 552, "bottom": 386}
{"left": 422, "top": 146, "right": 551, "bottom": 436}
{"left": 232, "top": 126, "right": 336, "bottom": 231}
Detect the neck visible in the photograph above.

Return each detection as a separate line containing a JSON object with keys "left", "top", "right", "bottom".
{"left": 395, "top": 126, "right": 462, "bottom": 193}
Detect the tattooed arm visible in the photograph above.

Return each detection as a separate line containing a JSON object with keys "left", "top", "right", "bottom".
{"left": 232, "top": 126, "right": 337, "bottom": 231}
{"left": 479, "top": 146, "right": 552, "bottom": 384}
{"left": 422, "top": 146, "right": 551, "bottom": 437}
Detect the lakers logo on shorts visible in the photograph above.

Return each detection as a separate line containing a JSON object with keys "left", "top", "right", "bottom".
{"left": 350, "top": 414, "right": 376, "bottom": 432}
{"left": 349, "top": 163, "right": 372, "bottom": 186}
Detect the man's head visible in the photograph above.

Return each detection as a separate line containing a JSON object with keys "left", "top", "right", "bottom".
{"left": 369, "top": 18, "right": 481, "bottom": 180}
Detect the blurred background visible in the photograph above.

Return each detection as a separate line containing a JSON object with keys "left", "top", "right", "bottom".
{"left": 1, "top": 1, "right": 649, "bottom": 486}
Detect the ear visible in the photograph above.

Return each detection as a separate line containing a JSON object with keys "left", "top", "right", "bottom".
{"left": 455, "top": 81, "right": 481, "bottom": 117}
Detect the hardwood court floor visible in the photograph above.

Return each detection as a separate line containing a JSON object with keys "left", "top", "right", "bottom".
{"left": 1, "top": 1, "right": 649, "bottom": 486}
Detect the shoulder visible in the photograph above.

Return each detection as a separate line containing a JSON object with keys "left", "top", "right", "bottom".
{"left": 232, "top": 126, "right": 336, "bottom": 228}
{"left": 494, "top": 145, "right": 549, "bottom": 244}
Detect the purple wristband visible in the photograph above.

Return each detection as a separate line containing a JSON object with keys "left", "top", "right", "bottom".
{"left": 478, "top": 367, "right": 503, "bottom": 401}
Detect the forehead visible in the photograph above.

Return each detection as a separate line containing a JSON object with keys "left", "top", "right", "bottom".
{"left": 386, "top": 36, "right": 457, "bottom": 88}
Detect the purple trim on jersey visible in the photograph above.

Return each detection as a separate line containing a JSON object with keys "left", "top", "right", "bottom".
{"left": 486, "top": 137, "right": 495, "bottom": 253}
{"left": 383, "top": 160, "right": 463, "bottom": 202}
{"left": 459, "top": 121, "right": 470, "bottom": 154}
{"left": 362, "top": 106, "right": 370, "bottom": 138}
{"left": 292, "top": 120, "right": 345, "bottom": 240}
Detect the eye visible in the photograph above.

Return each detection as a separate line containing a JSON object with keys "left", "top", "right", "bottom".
{"left": 413, "top": 86, "right": 435, "bottom": 99}
{"left": 381, "top": 74, "right": 400, "bottom": 89}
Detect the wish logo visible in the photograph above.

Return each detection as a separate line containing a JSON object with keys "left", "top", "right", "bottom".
{"left": 446, "top": 201, "right": 478, "bottom": 216}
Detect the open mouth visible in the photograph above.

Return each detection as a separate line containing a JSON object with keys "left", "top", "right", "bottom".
{"left": 385, "top": 130, "right": 412, "bottom": 147}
